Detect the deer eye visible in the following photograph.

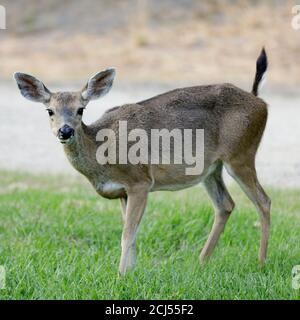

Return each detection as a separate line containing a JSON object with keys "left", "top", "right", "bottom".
{"left": 77, "top": 108, "right": 84, "bottom": 116}
{"left": 46, "top": 109, "right": 54, "bottom": 116}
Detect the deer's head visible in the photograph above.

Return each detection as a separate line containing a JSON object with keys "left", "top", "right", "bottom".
{"left": 14, "top": 69, "right": 116, "bottom": 144}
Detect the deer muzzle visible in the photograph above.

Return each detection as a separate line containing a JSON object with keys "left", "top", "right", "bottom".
{"left": 58, "top": 124, "right": 74, "bottom": 142}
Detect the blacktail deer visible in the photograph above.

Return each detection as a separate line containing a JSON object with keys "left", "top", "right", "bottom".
{"left": 14, "top": 48, "right": 270, "bottom": 275}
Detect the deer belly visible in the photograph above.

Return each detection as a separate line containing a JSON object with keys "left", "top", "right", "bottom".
{"left": 151, "top": 163, "right": 216, "bottom": 191}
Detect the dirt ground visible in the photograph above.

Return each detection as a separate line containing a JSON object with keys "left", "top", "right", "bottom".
{"left": 1, "top": 1, "right": 300, "bottom": 187}
{"left": 0, "top": 0, "right": 300, "bottom": 92}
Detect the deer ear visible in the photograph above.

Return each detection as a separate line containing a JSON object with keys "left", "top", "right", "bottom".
{"left": 81, "top": 68, "right": 115, "bottom": 101}
{"left": 14, "top": 72, "right": 51, "bottom": 103}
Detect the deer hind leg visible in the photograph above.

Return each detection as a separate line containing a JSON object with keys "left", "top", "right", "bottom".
{"left": 225, "top": 160, "right": 271, "bottom": 264}
{"left": 119, "top": 196, "right": 136, "bottom": 270}
{"left": 200, "top": 162, "right": 235, "bottom": 263}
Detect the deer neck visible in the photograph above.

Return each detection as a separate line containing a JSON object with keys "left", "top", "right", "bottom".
{"left": 63, "top": 122, "right": 97, "bottom": 176}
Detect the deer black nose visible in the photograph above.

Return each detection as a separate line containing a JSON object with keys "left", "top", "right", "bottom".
{"left": 58, "top": 125, "right": 74, "bottom": 140}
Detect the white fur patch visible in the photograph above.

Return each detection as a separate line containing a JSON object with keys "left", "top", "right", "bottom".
{"left": 258, "top": 72, "right": 267, "bottom": 92}
{"left": 102, "top": 181, "right": 124, "bottom": 193}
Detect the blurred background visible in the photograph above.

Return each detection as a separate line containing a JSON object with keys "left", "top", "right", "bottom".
{"left": 1, "top": 0, "right": 300, "bottom": 86}
{"left": 0, "top": 0, "right": 300, "bottom": 186}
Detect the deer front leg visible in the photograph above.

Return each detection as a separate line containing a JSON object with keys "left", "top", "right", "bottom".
{"left": 119, "top": 186, "right": 149, "bottom": 276}
{"left": 119, "top": 196, "right": 136, "bottom": 269}
{"left": 119, "top": 197, "right": 127, "bottom": 223}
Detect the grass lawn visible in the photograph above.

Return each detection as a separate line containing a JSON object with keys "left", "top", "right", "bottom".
{"left": 0, "top": 170, "right": 299, "bottom": 300}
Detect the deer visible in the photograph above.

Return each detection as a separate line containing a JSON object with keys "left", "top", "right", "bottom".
{"left": 14, "top": 48, "right": 270, "bottom": 276}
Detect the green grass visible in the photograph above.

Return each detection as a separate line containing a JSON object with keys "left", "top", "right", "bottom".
{"left": 0, "top": 170, "right": 299, "bottom": 300}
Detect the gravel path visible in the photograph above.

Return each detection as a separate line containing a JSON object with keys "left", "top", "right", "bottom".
{"left": 1, "top": 83, "right": 300, "bottom": 188}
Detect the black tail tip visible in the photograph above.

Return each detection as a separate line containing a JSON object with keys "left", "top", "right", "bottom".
{"left": 256, "top": 47, "right": 268, "bottom": 74}
{"left": 252, "top": 47, "right": 268, "bottom": 96}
